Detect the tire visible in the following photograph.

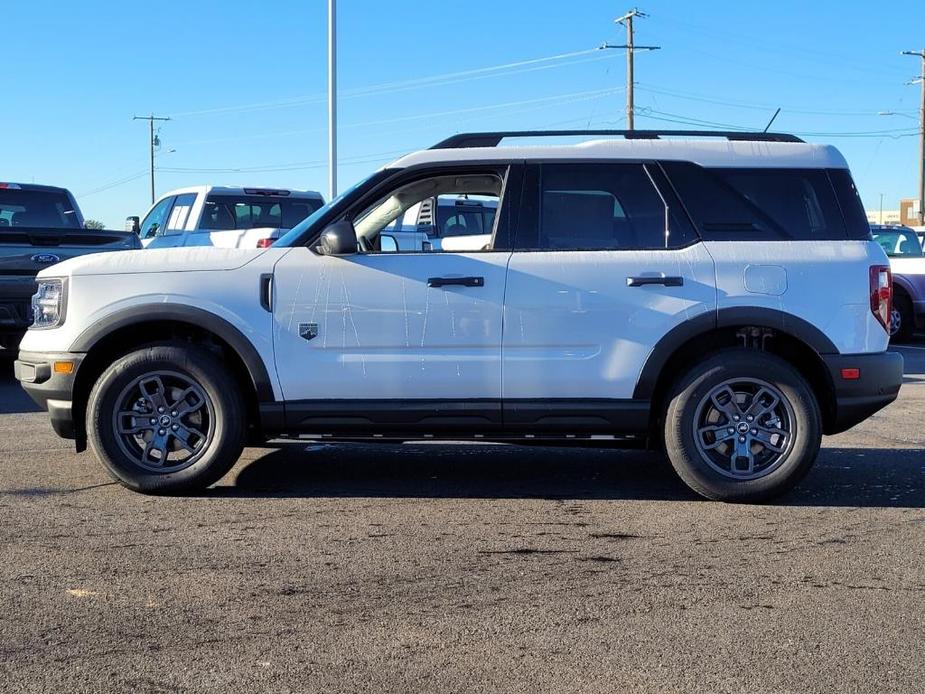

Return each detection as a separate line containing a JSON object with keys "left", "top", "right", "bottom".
{"left": 87, "top": 344, "right": 245, "bottom": 494}
{"left": 890, "top": 294, "right": 913, "bottom": 343}
{"left": 663, "top": 349, "right": 821, "bottom": 503}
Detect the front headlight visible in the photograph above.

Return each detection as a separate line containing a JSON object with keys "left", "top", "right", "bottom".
{"left": 31, "top": 278, "right": 67, "bottom": 329}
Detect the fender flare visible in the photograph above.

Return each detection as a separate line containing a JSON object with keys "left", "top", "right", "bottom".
{"left": 633, "top": 307, "right": 838, "bottom": 400}
{"left": 70, "top": 304, "right": 275, "bottom": 402}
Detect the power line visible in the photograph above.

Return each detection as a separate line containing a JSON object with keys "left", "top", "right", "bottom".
{"left": 171, "top": 49, "right": 613, "bottom": 118}
{"left": 635, "top": 83, "right": 918, "bottom": 117}
{"left": 77, "top": 169, "right": 150, "bottom": 199}
{"left": 170, "top": 87, "right": 626, "bottom": 148}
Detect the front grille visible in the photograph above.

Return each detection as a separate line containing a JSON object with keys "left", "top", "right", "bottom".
{"left": 0, "top": 299, "right": 31, "bottom": 328}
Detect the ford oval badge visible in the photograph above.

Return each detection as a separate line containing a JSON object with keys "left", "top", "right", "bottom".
{"left": 31, "top": 253, "right": 61, "bottom": 264}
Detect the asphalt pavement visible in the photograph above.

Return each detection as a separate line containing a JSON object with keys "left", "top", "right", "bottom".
{"left": 1, "top": 347, "right": 923, "bottom": 693}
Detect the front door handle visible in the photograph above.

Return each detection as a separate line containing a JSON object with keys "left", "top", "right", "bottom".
{"left": 626, "top": 275, "right": 684, "bottom": 287}
{"left": 427, "top": 276, "right": 485, "bottom": 288}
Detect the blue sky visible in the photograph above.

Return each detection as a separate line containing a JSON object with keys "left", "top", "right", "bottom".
{"left": 4, "top": 0, "right": 924, "bottom": 226}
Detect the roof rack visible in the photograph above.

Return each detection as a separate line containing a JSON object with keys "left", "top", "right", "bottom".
{"left": 430, "top": 129, "right": 805, "bottom": 149}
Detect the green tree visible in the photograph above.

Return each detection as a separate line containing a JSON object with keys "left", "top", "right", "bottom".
{"left": 84, "top": 219, "right": 106, "bottom": 230}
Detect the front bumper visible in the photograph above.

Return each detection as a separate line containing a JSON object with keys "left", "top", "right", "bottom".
{"left": 14, "top": 350, "right": 85, "bottom": 439}
{"left": 822, "top": 351, "right": 903, "bottom": 434}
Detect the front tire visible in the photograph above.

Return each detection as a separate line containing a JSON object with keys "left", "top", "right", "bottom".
{"left": 87, "top": 344, "right": 245, "bottom": 494}
{"left": 664, "top": 350, "right": 821, "bottom": 502}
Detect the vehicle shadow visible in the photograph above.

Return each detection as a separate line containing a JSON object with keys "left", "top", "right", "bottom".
{"left": 0, "top": 359, "right": 40, "bottom": 414}
{"left": 208, "top": 441, "right": 925, "bottom": 508}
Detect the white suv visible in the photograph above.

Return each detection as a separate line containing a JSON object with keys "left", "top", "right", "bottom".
{"left": 15, "top": 130, "right": 903, "bottom": 502}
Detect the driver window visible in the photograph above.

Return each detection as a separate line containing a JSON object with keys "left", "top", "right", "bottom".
{"left": 353, "top": 173, "right": 502, "bottom": 253}
{"left": 139, "top": 196, "right": 174, "bottom": 240}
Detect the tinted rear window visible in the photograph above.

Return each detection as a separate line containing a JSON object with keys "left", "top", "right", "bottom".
{"left": 828, "top": 169, "right": 871, "bottom": 240}
{"left": 200, "top": 196, "right": 323, "bottom": 231}
{"left": 0, "top": 189, "right": 80, "bottom": 229}
{"left": 662, "top": 163, "right": 851, "bottom": 241}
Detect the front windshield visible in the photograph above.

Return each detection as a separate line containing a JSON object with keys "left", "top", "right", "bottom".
{"left": 872, "top": 228, "right": 924, "bottom": 257}
{"left": 274, "top": 171, "right": 389, "bottom": 247}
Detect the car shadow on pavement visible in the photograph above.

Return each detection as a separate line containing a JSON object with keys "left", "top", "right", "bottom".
{"left": 0, "top": 360, "right": 40, "bottom": 414}
{"left": 209, "top": 442, "right": 925, "bottom": 508}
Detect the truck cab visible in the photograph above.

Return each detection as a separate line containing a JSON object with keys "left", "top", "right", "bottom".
{"left": 132, "top": 186, "right": 324, "bottom": 249}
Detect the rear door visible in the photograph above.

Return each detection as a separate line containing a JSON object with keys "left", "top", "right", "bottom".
{"left": 501, "top": 161, "right": 716, "bottom": 429}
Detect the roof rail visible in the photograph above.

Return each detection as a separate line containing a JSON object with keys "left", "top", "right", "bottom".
{"left": 430, "top": 129, "right": 805, "bottom": 149}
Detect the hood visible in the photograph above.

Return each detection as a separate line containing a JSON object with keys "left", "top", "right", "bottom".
{"left": 37, "top": 246, "right": 277, "bottom": 277}
{"left": 889, "top": 256, "right": 925, "bottom": 276}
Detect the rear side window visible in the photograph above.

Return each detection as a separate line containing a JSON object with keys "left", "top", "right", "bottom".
{"left": 518, "top": 163, "right": 694, "bottom": 250}
{"left": 164, "top": 194, "right": 197, "bottom": 235}
{"left": 662, "top": 162, "right": 849, "bottom": 240}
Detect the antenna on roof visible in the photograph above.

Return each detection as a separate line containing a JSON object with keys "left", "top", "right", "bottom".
{"left": 763, "top": 107, "right": 782, "bottom": 133}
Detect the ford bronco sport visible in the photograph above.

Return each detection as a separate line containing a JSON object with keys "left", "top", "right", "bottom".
{"left": 15, "top": 130, "right": 903, "bottom": 502}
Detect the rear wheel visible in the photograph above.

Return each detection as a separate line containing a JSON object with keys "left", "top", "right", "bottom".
{"left": 87, "top": 344, "right": 245, "bottom": 494}
{"left": 890, "top": 294, "right": 913, "bottom": 342}
{"left": 664, "top": 350, "right": 821, "bottom": 502}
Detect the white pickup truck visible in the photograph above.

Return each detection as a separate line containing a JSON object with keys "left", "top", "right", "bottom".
{"left": 128, "top": 186, "right": 324, "bottom": 249}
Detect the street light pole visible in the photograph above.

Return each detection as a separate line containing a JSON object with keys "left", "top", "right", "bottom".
{"left": 328, "top": 0, "right": 337, "bottom": 201}
{"left": 901, "top": 49, "right": 925, "bottom": 226}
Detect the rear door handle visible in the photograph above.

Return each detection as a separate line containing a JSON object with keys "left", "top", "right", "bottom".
{"left": 427, "top": 276, "right": 485, "bottom": 288}
{"left": 626, "top": 275, "right": 684, "bottom": 287}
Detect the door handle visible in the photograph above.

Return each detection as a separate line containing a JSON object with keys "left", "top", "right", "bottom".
{"left": 259, "top": 273, "right": 273, "bottom": 311}
{"left": 427, "top": 276, "right": 485, "bottom": 288}
{"left": 626, "top": 275, "right": 684, "bottom": 287}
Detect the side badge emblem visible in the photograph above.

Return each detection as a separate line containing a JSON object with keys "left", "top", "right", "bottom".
{"left": 299, "top": 323, "right": 319, "bottom": 341}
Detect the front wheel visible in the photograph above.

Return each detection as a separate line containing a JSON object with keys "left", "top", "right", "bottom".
{"left": 664, "top": 350, "right": 821, "bottom": 502}
{"left": 87, "top": 344, "right": 245, "bottom": 494}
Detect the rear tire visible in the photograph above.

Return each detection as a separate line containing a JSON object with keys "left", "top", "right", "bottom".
{"left": 87, "top": 344, "right": 245, "bottom": 494}
{"left": 890, "top": 294, "right": 913, "bottom": 342}
{"left": 663, "top": 350, "right": 821, "bottom": 503}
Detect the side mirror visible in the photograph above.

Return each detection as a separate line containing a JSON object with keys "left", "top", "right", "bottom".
{"left": 380, "top": 234, "right": 399, "bottom": 253}
{"left": 319, "top": 220, "right": 358, "bottom": 256}
{"left": 125, "top": 216, "right": 140, "bottom": 234}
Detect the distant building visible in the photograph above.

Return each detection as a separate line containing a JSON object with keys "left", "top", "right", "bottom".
{"left": 899, "top": 198, "right": 922, "bottom": 226}
{"left": 865, "top": 199, "right": 922, "bottom": 227}
{"left": 866, "top": 208, "right": 902, "bottom": 225}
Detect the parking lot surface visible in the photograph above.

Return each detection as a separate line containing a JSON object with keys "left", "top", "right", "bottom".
{"left": 1, "top": 347, "right": 923, "bottom": 693}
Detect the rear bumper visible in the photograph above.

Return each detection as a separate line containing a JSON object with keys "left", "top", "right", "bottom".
{"left": 822, "top": 351, "right": 903, "bottom": 434}
{"left": 13, "top": 350, "right": 84, "bottom": 439}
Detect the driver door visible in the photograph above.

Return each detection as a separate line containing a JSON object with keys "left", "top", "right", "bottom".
{"left": 271, "top": 164, "right": 520, "bottom": 433}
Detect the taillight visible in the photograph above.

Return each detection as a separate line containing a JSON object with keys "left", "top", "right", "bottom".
{"left": 256, "top": 238, "right": 274, "bottom": 249}
{"left": 869, "top": 265, "right": 892, "bottom": 333}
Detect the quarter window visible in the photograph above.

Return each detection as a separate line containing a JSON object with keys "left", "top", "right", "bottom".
{"left": 662, "top": 163, "right": 849, "bottom": 240}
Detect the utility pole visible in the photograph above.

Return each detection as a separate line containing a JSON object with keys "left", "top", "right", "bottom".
{"left": 600, "top": 8, "right": 660, "bottom": 130}
{"left": 901, "top": 49, "right": 925, "bottom": 226}
{"left": 133, "top": 114, "right": 171, "bottom": 204}
{"left": 328, "top": 0, "right": 337, "bottom": 200}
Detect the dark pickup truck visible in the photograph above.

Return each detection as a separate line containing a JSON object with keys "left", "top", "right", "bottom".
{"left": 0, "top": 183, "right": 140, "bottom": 352}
